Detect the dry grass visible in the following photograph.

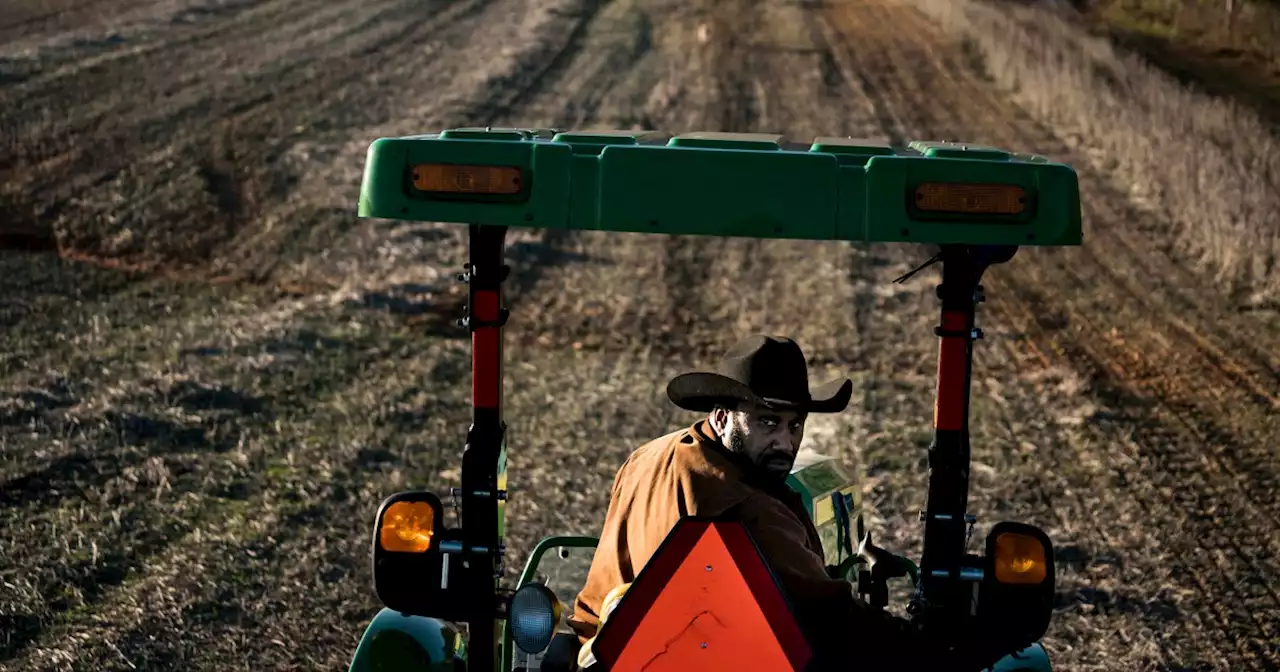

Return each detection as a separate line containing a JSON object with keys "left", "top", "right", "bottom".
{"left": 909, "top": 0, "right": 1280, "bottom": 307}
{"left": 1083, "top": 0, "right": 1280, "bottom": 128}
{"left": 1094, "top": 0, "right": 1280, "bottom": 51}
{"left": 1087, "top": 0, "right": 1280, "bottom": 79}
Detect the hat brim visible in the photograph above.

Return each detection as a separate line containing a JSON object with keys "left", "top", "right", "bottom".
{"left": 666, "top": 372, "right": 853, "bottom": 414}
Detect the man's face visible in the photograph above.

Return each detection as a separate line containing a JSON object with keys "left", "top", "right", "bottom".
{"left": 711, "top": 403, "right": 807, "bottom": 480}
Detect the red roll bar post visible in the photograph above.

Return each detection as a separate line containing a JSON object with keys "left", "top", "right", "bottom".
{"left": 913, "top": 245, "right": 1017, "bottom": 632}
{"left": 459, "top": 223, "right": 511, "bottom": 672}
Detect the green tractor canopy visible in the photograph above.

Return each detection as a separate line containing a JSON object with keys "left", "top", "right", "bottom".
{"left": 359, "top": 129, "right": 1080, "bottom": 246}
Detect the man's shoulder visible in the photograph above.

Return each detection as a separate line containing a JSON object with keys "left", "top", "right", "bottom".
{"left": 621, "top": 422, "right": 742, "bottom": 486}
{"left": 619, "top": 424, "right": 696, "bottom": 469}
{"left": 639, "top": 424, "right": 697, "bottom": 452}
{"left": 610, "top": 422, "right": 748, "bottom": 517}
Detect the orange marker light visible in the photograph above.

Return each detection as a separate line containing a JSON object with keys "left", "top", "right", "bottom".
{"left": 993, "top": 532, "right": 1047, "bottom": 584}
{"left": 411, "top": 164, "right": 522, "bottom": 195}
{"left": 914, "top": 182, "right": 1027, "bottom": 215}
{"left": 379, "top": 501, "right": 436, "bottom": 552}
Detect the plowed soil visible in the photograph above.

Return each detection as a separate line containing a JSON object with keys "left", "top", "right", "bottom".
{"left": 1, "top": 0, "right": 1277, "bottom": 670}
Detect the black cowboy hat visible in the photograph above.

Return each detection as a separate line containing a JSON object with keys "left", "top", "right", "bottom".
{"left": 666, "top": 335, "right": 853, "bottom": 414}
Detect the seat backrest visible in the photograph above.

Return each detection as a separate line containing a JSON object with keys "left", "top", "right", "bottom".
{"left": 589, "top": 516, "right": 813, "bottom": 672}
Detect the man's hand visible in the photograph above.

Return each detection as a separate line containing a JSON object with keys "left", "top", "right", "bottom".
{"left": 823, "top": 556, "right": 862, "bottom": 582}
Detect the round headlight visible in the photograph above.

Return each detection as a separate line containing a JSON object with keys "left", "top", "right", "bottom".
{"left": 509, "top": 583, "right": 562, "bottom": 653}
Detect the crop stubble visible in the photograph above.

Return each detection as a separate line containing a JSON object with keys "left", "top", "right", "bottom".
{"left": 1, "top": 0, "right": 1277, "bottom": 670}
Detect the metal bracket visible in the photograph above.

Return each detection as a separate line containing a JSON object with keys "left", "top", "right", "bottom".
{"left": 918, "top": 512, "right": 977, "bottom": 524}
{"left": 933, "top": 327, "right": 983, "bottom": 340}
{"left": 457, "top": 310, "right": 511, "bottom": 330}
{"left": 451, "top": 488, "right": 508, "bottom": 501}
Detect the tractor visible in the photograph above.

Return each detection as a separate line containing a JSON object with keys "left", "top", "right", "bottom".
{"left": 344, "top": 129, "right": 1081, "bottom": 671}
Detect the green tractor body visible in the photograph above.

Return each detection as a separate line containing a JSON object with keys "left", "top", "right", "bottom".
{"left": 349, "top": 609, "right": 465, "bottom": 671}
{"left": 351, "top": 452, "right": 885, "bottom": 671}
{"left": 348, "top": 128, "right": 1081, "bottom": 672}
{"left": 786, "top": 450, "right": 865, "bottom": 570}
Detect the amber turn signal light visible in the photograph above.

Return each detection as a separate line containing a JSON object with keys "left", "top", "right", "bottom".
{"left": 411, "top": 164, "right": 522, "bottom": 195}
{"left": 993, "top": 531, "right": 1047, "bottom": 584}
{"left": 914, "top": 182, "right": 1027, "bottom": 215}
{"left": 379, "top": 500, "right": 436, "bottom": 553}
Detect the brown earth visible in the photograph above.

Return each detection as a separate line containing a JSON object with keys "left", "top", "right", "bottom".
{"left": 1, "top": 0, "right": 1278, "bottom": 670}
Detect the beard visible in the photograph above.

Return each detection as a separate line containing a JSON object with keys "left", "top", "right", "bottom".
{"left": 726, "top": 427, "right": 791, "bottom": 480}
{"left": 759, "top": 452, "right": 794, "bottom": 478}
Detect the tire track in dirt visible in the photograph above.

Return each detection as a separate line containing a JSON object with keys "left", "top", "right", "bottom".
{"left": 218, "top": 0, "right": 678, "bottom": 293}
{"left": 652, "top": 0, "right": 765, "bottom": 360}
{"left": 186, "top": 0, "right": 652, "bottom": 332}
{"left": 896, "top": 29, "right": 1280, "bottom": 607}
{"left": 2, "top": 0, "right": 491, "bottom": 266}
{"left": 0, "top": 0, "right": 342, "bottom": 164}
{"left": 1039, "top": 240, "right": 1280, "bottom": 523}
{"left": 636, "top": 0, "right": 883, "bottom": 363}
{"left": 0, "top": 0, "right": 160, "bottom": 43}
{"left": 803, "top": 3, "right": 970, "bottom": 565}
{"left": 0, "top": 1, "right": 610, "bottom": 667}
{"left": 471, "top": 0, "right": 641, "bottom": 321}
{"left": 821, "top": 0, "right": 1279, "bottom": 668}
{"left": 480, "top": 0, "right": 707, "bottom": 356}
{"left": 0, "top": 0, "right": 655, "bottom": 668}
{"left": 995, "top": 277, "right": 1280, "bottom": 667}
{"left": 974, "top": 324, "right": 1217, "bottom": 669}
{"left": 814, "top": 10, "right": 1244, "bottom": 662}
{"left": 0, "top": 0, "right": 284, "bottom": 80}
{"left": 0, "top": 0, "right": 502, "bottom": 490}
{"left": 0, "top": 325, "right": 391, "bottom": 664}
{"left": 11, "top": 22, "right": 394, "bottom": 258}
{"left": 221, "top": 0, "right": 637, "bottom": 321}
{"left": 57, "top": 1, "right": 681, "bottom": 666}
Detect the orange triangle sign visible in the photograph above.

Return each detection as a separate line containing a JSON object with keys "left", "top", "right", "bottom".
{"left": 592, "top": 517, "right": 813, "bottom": 671}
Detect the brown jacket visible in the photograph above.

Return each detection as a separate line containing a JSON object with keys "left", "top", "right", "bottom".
{"left": 571, "top": 420, "right": 872, "bottom": 664}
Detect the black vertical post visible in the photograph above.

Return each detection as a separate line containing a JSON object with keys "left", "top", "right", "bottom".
{"left": 918, "top": 245, "right": 980, "bottom": 626}
{"left": 462, "top": 224, "right": 509, "bottom": 672}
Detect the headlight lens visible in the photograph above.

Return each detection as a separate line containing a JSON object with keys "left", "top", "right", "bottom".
{"left": 509, "top": 583, "right": 563, "bottom": 653}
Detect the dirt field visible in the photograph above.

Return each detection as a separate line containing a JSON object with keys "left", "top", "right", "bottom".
{"left": 2, "top": 0, "right": 1278, "bottom": 670}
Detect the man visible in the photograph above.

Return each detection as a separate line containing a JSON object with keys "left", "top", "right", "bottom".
{"left": 568, "top": 336, "right": 912, "bottom": 668}
{"left": 569, "top": 335, "right": 1011, "bottom": 670}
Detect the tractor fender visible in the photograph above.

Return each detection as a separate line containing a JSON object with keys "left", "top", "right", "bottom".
{"left": 348, "top": 607, "right": 465, "bottom": 672}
